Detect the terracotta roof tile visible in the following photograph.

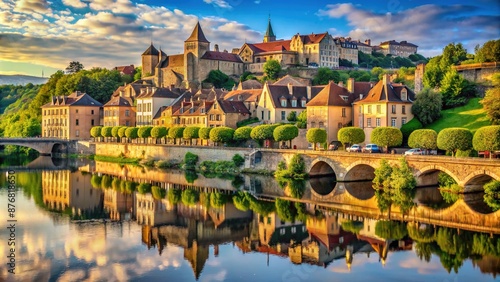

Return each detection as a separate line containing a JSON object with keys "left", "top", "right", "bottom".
{"left": 244, "top": 40, "right": 292, "bottom": 53}
{"left": 201, "top": 51, "right": 243, "bottom": 63}
{"left": 224, "top": 89, "right": 261, "bottom": 103}
{"left": 218, "top": 100, "right": 251, "bottom": 114}
{"left": 306, "top": 82, "right": 352, "bottom": 107}
{"left": 237, "top": 80, "right": 262, "bottom": 90}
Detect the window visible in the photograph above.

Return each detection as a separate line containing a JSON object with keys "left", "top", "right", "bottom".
{"left": 392, "top": 105, "right": 396, "bottom": 114}
{"left": 267, "top": 217, "right": 271, "bottom": 224}
{"left": 261, "top": 111, "right": 264, "bottom": 120}
{"left": 138, "top": 104, "right": 142, "bottom": 111}
{"left": 291, "top": 227, "right": 296, "bottom": 234}
{"left": 291, "top": 100, "right": 297, "bottom": 107}
{"left": 280, "top": 98, "right": 287, "bottom": 107}
{"left": 76, "top": 119, "right": 79, "bottom": 126}
{"left": 125, "top": 110, "right": 130, "bottom": 117}
{"left": 91, "top": 110, "right": 94, "bottom": 115}
{"left": 319, "top": 122, "right": 324, "bottom": 128}
{"left": 367, "top": 105, "right": 372, "bottom": 114}
{"left": 216, "top": 114, "right": 221, "bottom": 121}
{"left": 91, "top": 119, "right": 94, "bottom": 126}
{"left": 281, "top": 111, "right": 286, "bottom": 120}
{"left": 376, "top": 105, "right": 381, "bottom": 114}
{"left": 376, "top": 118, "right": 381, "bottom": 127}
{"left": 76, "top": 109, "right": 79, "bottom": 114}
{"left": 342, "top": 108, "right": 346, "bottom": 117}
{"left": 268, "top": 111, "right": 270, "bottom": 120}
{"left": 402, "top": 105, "right": 406, "bottom": 114}
{"left": 213, "top": 103, "right": 217, "bottom": 109}
{"left": 280, "top": 228, "right": 285, "bottom": 235}
{"left": 391, "top": 117, "right": 396, "bottom": 127}
{"left": 402, "top": 117, "right": 407, "bottom": 125}
{"left": 367, "top": 118, "right": 372, "bottom": 127}
{"left": 311, "top": 122, "right": 316, "bottom": 128}
{"left": 301, "top": 99, "right": 306, "bottom": 107}
{"left": 401, "top": 89, "right": 407, "bottom": 101}
{"left": 75, "top": 130, "right": 79, "bottom": 137}
{"left": 126, "top": 120, "right": 130, "bottom": 126}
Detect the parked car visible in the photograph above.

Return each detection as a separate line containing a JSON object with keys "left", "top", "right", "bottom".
{"left": 308, "top": 62, "right": 319, "bottom": 68}
{"left": 346, "top": 144, "right": 362, "bottom": 152}
{"left": 405, "top": 148, "right": 424, "bottom": 155}
{"left": 362, "top": 144, "right": 381, "bottom": 153}
{"left": 328, "top": 141, "right": 342, "bottom": 151}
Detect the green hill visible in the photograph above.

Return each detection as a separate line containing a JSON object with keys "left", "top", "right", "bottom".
{"left": 425, "top": 98, "right": 490, "bottom": 133}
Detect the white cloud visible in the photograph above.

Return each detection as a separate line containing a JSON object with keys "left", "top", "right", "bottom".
{"left": 14, "top": 0, "right": 51, "bottom": 14}
{"left": 204, "top": 0, "right": 232, "bottom": 9}
{"left": 62, "top": 0, "right": 87, "bottom": 9}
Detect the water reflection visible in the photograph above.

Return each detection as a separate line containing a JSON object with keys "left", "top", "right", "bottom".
{"left": 0, "top": 167, "right": 499, "bottom": 281}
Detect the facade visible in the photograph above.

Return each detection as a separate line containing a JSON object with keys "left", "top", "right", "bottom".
{"left": 142, "top": 22, "right": 244, "bottom": 90}
{"left": 335, "top": 37, "right": 359, "bottom": 65}
{"left": 113, "top": 65, "right": 135, "bottom": 76}
{"left": 41, "top": 91, "right": 102, "bottom": 139}
{"left": 290, "top": 32, "right": 339, "bottom": 68}
{"left": 353, "top": 74, "right": 416, "bottom": 144}
{"left": 238, "top": 40, "right": 296, "bottom": 73}
{"left": 206, "top": 99, "right": 251, "bottom": 128}
{"left": 103, "top": 93, "right": 135, "bottom": 127}
{"left": 378, "top": 40, "right": 418, "bottom": 58}
{"left": 135, "top": 86, "right": 182, "bottom": 126}
{"left": 356, "top": 39, "right": 372, "bottom": 54}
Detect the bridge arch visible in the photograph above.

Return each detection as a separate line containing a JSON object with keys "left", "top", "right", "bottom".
{"left": 309, "top": 157, "right": 337, "bottom": 179}
{"left": 344, "top": 161, "right": 376, "bottom": 182}
{"left": 415, "top": 165, "right": 460, "bottom": 187}
{"left": 462, "top": 171, "right": 500, "bottom": 193}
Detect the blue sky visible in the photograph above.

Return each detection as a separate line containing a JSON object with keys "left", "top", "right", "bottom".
{"left": 0, "top": 0, "right": 498, "bottom": 76}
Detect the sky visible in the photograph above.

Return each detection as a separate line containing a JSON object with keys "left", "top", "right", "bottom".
{"left": 0, "top": 0, "right": 498, "bottom": 77}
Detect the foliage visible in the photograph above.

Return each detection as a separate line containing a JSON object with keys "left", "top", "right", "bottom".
{"left": 313, "top": 67, "right": 340, "bottom": 85}
{"left": 101, "top": 175, "right": 112, "bottom": 189}
{"left": 151, "top": 126, "right": 168, "bottom": 139}
{"left": 273, "top": 124, "right": 299, "bottom": 146}
{"left": 437, "top": 128, "right": 473, "bottom": 156}
{"left": 65, "top": 61, "right": 84, "bottom": 73}
{"left": 101, "top": 126, "right": 113, "bottom": 138}
{"left": 400, "top": 118, "right": 423, "bottom": 146}
{"left": 263, "top": 59, "right": 282, "bottom": 80}
{"left": 169, "top": 126, "right": 185, "bottom": 144}
{"left": 341, "top": 220, "right": 364, "bottom": 234}
{"left": 407, "top": 223, "right": 435, "bottom": 243}
{"left": 236, "top": 117, "right": 260, "bottom": 127}
{"left": 137, "top": 183, "right": 152, "bottom": 194}
{"left": 484, "top": 180, "right": 500, "bottom": 211}
{"left": 199, "top": 127, "right": 212, "bottom": 143}
{"left": 90, "top": 174, "right": 102, "bottom": 188}
{"left": 125, "top": 127, "right": 139, "bottom": 139}
{"left": 134, "top": 66, "right": 142, "bottom": 80}
{"left": 275, "top": 199, "right": 297, "bottom": 223}
{"left": 209, "top": 126, "right": 234, "bottom": 144}
{"left": 287, "top": 111, "right": 297, "bottom": 122}
{"left": 306, "top": 128, "right": 327, "bottom": 150}
{"left": 408, "top": 129, "right": 438, "bottom": 150}
{"left": 274, "top": 154, "right": 307, "bottom": 180}
{"left": 440, "top": 68, "right": 472, "bottom": 109}
{"left": 375, "top": 220, "right": 408, "bottom": 240}
{"left": 183, "top": 126, "right": 200, "bottom": 145}
{"left": 233, "top": 126, "right": 252, "bottom": 141}
{"left": 152, "top": 186, "right": 166, "bottom": 200}
{"left": 93, "top": 155, "right": 140, "bottom": 164}
{"left": 423, "top": 55, "right": 445, "bottom": 89}
{"left": 232, "top": 191, "right": 251, "bottom": 211}
{"left": 250, "top": 124, "right": 278, "bottom": 141}
{"left": 472, "top": 126, "right": 500, "bottom": 154}
{"left": 232, "top": 154, "right": 244, "bottom": 167}
{"left": 425, "top": 98, "right": 489, "bottom": 133}
{"left": 370, "top": 127, "right": 402, "bottom": 151}
{"left": 337, "top": 127, "right": 365, "bottom": 147}
{"left": 111, "top": 126, "right": 122, "bottom": 138}
{"left": 138, "top": 126, "right": 152, "bottom": 139}
{"left": 118, "top": 127, "right": 128, "bottom": 138}
{"left": 296, "top": 109, "right": 307, "bottom": 128}
{"left": 181, "top": 189, "right": 199, "bottom": 206}
{"left": 474, "top": 39, "right": 500, "bottom": 63}
{"left": 210, "top": 192, "right": 228, "bottom": 208}
{"left": 185, "top": 170, "right": 198, "bottom": 183}
{"left": 481, "top": 73, "right": 500, "bottom": 124}
{"left": 339, "top": 58, "right": 354, "bottom": 67}
{"left": 183, "top": 152, "right": 198, "bottom": 170}
{"left": 412, "top": 88, "right": 442, "bottom": 126}
{"left": 90, "top": 126, "right": 102, "bottom": 138}
{"left": 203, "top": 70, "right": 235, "bottom": 89}
{"left": 167, "top": 188, "right": 182, "bottom": 204}
{"left": 199, "top": 160, "right": 238, "bottom": 175}
{"left": 373, "top": 159, "right": 393, "bottom": 189}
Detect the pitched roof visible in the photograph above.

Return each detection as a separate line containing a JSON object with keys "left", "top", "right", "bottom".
{"left": 237, "top": 79, "right": 262, "bottom": 90}
{"left": 142, "top": 44, "right": 159, "bottom": 56}
{"left": 265, "top": 84, "right": 324, "bottom": 109}
{"left": 353, "top": 81, "right": 374, "bottom": 95}
{"left": 42, "top": 91, "right": 103, "bottom": 108}
{"left": 153, "top": 106, "right": 167, "bottom": 120}
{"left": 201, "top": 51, "right": 243, "bottom": 63}
{"left": 185, "top": 22, "right": 209, "bottom": 43}
{"left": 379, "top": 40, "right": 418, "bottom": 48}
{"left": 114, "top": 65, "right": 135, "bottom": 76}
{"left": 306, "top": 81, "right": 353, "bottom": 107}
{"left": 265, "top": 18, "right": 275, "bottom": 38}
{"left": 300, "top": 33, "right": 327, "bottom": 44}
{"left": 194, "top": 88, "right": 228, "bottom": 101}
{"left": 224, "top": 89, "right": 261, "bottom": 103}
{"left": 273, "top": 75, "right": 307, "bottom": 86}
{"left": 353, "top": 78, "right": 415, "bottom": 104}
{"left": 244, "top": 40, "right": 292, "bottom": 53}
{"left": 218, "top": 100, "right": 251, "bottom": 114}
{"left": 136, "top": 87, "right": 181, "bottom": 99}
{"left": 104, "top": 95, "right": 134, "bottom": 107}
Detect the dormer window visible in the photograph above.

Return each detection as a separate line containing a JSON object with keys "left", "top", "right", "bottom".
{"left": 341, "top": 96, "right": 348, "bottom": 102}
{"left": 180, "top": 108, "right": 184, "bottom": 114}
{"left": 189, "top": 108, "right": 194, "bottom": 113}
{"left": 301, "top": 98, "right": 307, "bottom": 107}
{"left": 401, "top": 89, "right": 408, "bottom": 101}
{"left": 201, "top": 108, "right": 205, "bottom": 113}
{"left": 280, "top": 97, "right": 287, "bottom": 107}
{"left": 213, "top": 103, "right": 217, "bottom": 109}
{"left": 291, "top": 99, "right": 297, "bottom": 107}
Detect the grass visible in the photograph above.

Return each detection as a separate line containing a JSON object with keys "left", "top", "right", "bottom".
{"left": 92, "top": 154, "right": 140, "bottom": 164}
{"left": 425, "top": 98, "right": 490, "bottom": 133}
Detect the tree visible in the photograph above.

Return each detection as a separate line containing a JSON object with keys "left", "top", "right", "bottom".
{"left": 233, "top": 191, "right": 251, "bottom": 211}
{"left": 337, "top": 127, "right": 365, "bottom": 148}
{"left": 111, "top": 126, "right": 122, "bottom": 141}
{"left": 287, "top": 111, "right": 297, "bottom": 122}
{"left": 296, "top": 109, "right": 307, "bottom": 128}
{"left": 440, "top": 68, "right": 469, "bottom": 108}
{"left": 411, "top": 88, "right": 442, "bottom": 125}
{"left": 484, "top": 180, "right": 500, "bottom": 211}
{"left": 481, "top": 73, "right": 500, "bottom": 124}
{"left": 138, "top": 126, "right": 152, "bottom": 143}
{"left": 152, "top": 186, "right": 166, "bottom": 200}
{"left": 263, "top": 59, "right": 281, "bottom": 80}
{"left": 167, "top": 188, "right": 182, "bottom": 204}
{"left": 313, "top": 67, "right": 340, "bottom": 85}
{"left": 273, "top": 124, "right": 299, "bottom": 148}
{"left": 250, "top": 124, "right": 278, "bottom": 142}
{"left": 65, "top": 61, "right": 84, "bottom": 73}
{"left": 210, "top": 192, "right": 228, "bottom": 208}
{"left": 472, "top": 126, "right": 500, "bottom": 158}
{"left": 441, "top": 43, "right": 468, "bottom": 66}
{"left": 169, "top": 126, "right": 185, "bottom": 145}
{"left": 183, "top": 126, "right": 200, "bottom": 145}
{"left": 21, "top": 118, "right": 41, "bottom": 137}
{"left": 134, "top": 66, "right": 142, "bottom": 80}
{"left": 181, "top": 189, "right": 199, "bottom": 206}
{"left": 101, "top": 126, "right": 113, "bottom": 142}
{"left": 275, "top": 199, "right": 297, "bottom": 222}
{"left": 90, "top": 126, "right": 102, "bottom": 139}
{"left": 370, "top": 127, "right": 403, "bottom": 152}
{"left": 400, "top": 118, "right": 423, "bottom": 146}
{"left": 373, "top": 159, "right": 393, "bottom": 189}
{"left": 209, "top": 126, "right": 234, "bottom": 145}
{"left": 437, "top": 128, "right": 473, "bottom": 156}
{"left": 118, "top": 127, "right": 128, "bottom": 141}
{"left": 203, "top": 70, "right": 235, "bottom": 89}
{"left": 232, "top": 154, "right": 245, "bottom": 167}
{"left": 423, "top": 56, "right": 444, "bottom": 89}
{"left": 125, "top": 127, "right": 139, "bottom": 140}
{"left": 233, "top": 126, "right": 252, "bottom": 142}
{"left": 474, "top": 39, "right": 500, "bottom": 63}
{"left": 199, "top": 127, "right": 212, "bottom": 146}
{"left": 150, "top": 126, "right": 168, "bottom": 144}
{"left": 306, "top": 128, "right": 327, "bottom": 150}
{"left": 408, "top": 129, "right": 438, "bottom": 151}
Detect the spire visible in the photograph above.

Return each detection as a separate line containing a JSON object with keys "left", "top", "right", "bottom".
{"left": 142, "top": 43, "right": 159, "bottom": 56}
{"left": 185, "top": 21, "right": 209, "bottom": 43}
{"left": 263, "top": 16, "right": 276, "bottom": 43}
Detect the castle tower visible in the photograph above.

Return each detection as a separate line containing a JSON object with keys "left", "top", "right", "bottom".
{"left": 263, "top": 17, "right": 276, "bottom": 43}
{"left": 184, "top": 22, "right": 210, "bottom": 89}
{"left": 142, "top": 43, "right": 159, "bottom": 78}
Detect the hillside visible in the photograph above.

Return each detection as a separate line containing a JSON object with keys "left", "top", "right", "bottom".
{"left": 0, "top": 75, "right": 48, "bottom": 86}
{"left": 425, "top": 98, "right": 490, "bottom": 133}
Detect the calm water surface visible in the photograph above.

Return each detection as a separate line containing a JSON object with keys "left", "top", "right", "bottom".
{"left": 0, "top": 160, "right": 498, "bottom": 282}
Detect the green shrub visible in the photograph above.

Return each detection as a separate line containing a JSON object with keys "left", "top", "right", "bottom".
{"left": 371, "top": 127, "right": 403, "bottom": 152}
{"left": 90, "top": 126, "right": 102, "bottom": 138}
{"left": 169, "top": 126, "right": 185, "bottom": 144}
{"left": 125, "top": 127, "right": 139, "bottom": 139}
{"left": 138, "top": 183, "right": 152, "bottom": 194}
{"left": 90, "top": 174, "right": 102, "bottom": 188}
{"left": 234, "top": 126, "right": 253, "bottom": 141}
{"left": 437, "top": 128, "right": 473, "bottom": 156}
{"left": 408, "top": 129, "right": 437, "bottom": 150}
{"left": 118, "top": 127, "right": 128, "bottom": 139}
{"left": 151, "top": 126, "right": 168, "bottom": 139}
{"left": 232, "top": 154, "right": 245, "bottom": 167}
{"left": 210, "top": 192, "right": 228, "bottom": 208}
{"left": 152, "top": 186, "right": 166, "bottom": 200}
{"left": 233, "top": 191, "right": 251, "bottom": 211}
{"left": 484, "top": 180, "right": 500, "bottom": 211}
{"left": 306, "top": 128, "right": 327, "bottom": 150}
{"left": 138, "top": 126, "right": 153, "bottom": 139}
{"left": 183, "top": 126, "right": 200, "bottom": 145}
{"left": 237, "top": 117, "right": 259, "bottom": 127}
{"left": 156, "top": 159, "right": 180, "bottom": 169}
{"left": 401, "top": 118, "right": 423, "bottom": 145}
{"left": 472, "top": 126, "right": 500, "bottom": 155}
{"left": 209, "top": 126, "right": 235, "bottom": 144}
{"left": 181, "top": 189, "right": 199, "bottom": 206}
{"left": 183, "top": 152, "right": 198, "bottom": 169}
{"left": 337, "top": 127, "right": 365, "bottom": 147}
{"left": 167, "top": 188, "right": 182, "bottom": 204}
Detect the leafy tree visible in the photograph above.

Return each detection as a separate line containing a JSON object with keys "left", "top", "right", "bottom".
{"left": 306, "top": 128, "right": 327, "bottom": 150}
{"left": 90, "top": 174, "right": 102, "bottom": 188}
{"left": 273, "top": 124, "right": 299, "bottom": 148}
{"left": 101, "top": 126, "right": 113, "bottom": 141}
{"left": 21, "top": 118, "right": 41, "bottom": 137}
{"left": 169, "top": 126, "right": 185, "bottom": 145}
{"left": 183, "top": 152, "right": 198, "bottom": 170}
{"left": 408, "top": 129, "right": 438, "bottom": 151}
{"left": 411, "top": 88, "right": 442, "bottom": 125}
{"left": 125, "top": 127, "right": 139, "bottom": 140}
{"left": 65, "top": 61, "right": 84, "bottom": 73}
{"left": 167, "top": 188, "right": 182, "bottom": 204}
{"left": 137, "top": 183, "right": 152, "bottom": 194}
{"left": 337, "top": 127, "right": 365, "bottom": 147}
{"left": 437, "top": 128, "right": 473, "bottom": 156}
{"left": 199, "top": 127, "right": 212, "bottom": 146}
{"left": 484, "top": 180, "right": 500, "bottom": 211}
{"left": 275, "top": 199, "right": 297, "bottom": 222}
{"left": 263, "top": 59, "right": 282, "bottom": 80}
{"left": 375, "top": 220, "right": 407, "bottom": 240}
{"left": 233, "top": 191, "right": 251, "bottom": 211}
{"left": 181, "top": 189, "right": 199, "bottom": 206}
{"left": 111, "top": 126, "right": 123, "bottom": 141}
{"left": 209, "top": 126, "right": 234, "bottom": 145}
{"left": 441, "top": 42, "right": 468, "bottom": 66}
{"left": 339, "top": 58, "right": 354, "bottom": 67}
{"left": 373, "top": 159, "right": 393, "bottom": 189}
{"left": 400, "top": 118, "right": 423, "bottom": 146}
{"left": 210, "top": 192, "right": 228, "bottom": 208}
{"left": 150, "top": 126, "right": 168, "bottom": 143}
{"left": 313, "top": 67, "right": 340, "bottom": 85}
{"left": 90, "top": 126, "right": 102, "bottom": 139}
{"left": 474, "top": 39, "right": 500, "bottom": 63}
{"left": 232, "top": 154, "right": 244, "bottom": 167}
{"left": 371, "top": 67, "right": 386, "bottom": 80}
{"left": 481, "top": 73, "right": 500, "bottom": 124}
{"left": 440, "top": 68, "right": 470, "bottom": 108}
{"left": 138, "top": 126, "right": 152, "bottom": 143}
{"left": 134, "top": 66, "right": 142, "bottom": 80}
{"left": 287, "top": 111, "right": 297, "bottom": 122}
{"left": 184, "top": 170, "right": 198, "bottom": 184}
{"left": 296, "top": 109, "right": 307, "bottom": 128}
{"left": 118, "top": 127, "right": 128, "bottom": 139}
{"left": 125, "top": 181, "right": 137, "bottom": 194}
{"left": 152, "top": 186, "right": 166, "bottom": 200}
{"left": 250, "top": 124, "right": 278, "bottom": 142}
{"left": 370, "top": 127, "right": 403, "bottom": 152}
{"left": 183, "top": 126, "right": 200, "bottom": 145}
{"left": 472, "top": 126, "right": 500, "bottom": 157}
{"left": 233, "top": 126, "right": 252, "bottom": 142}
{"left": 203, "top": 70, "right": 235, "bottom": 89}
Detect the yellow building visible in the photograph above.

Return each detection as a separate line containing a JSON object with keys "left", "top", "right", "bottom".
{"left": 206, "top": 99, "right": 251, "bottom": 128}
{"left": 378, "top": 40, "right": 418, "bottom": 58}
{"left": 353, "top": 74, "right": 415, "bottom": 144}
{"left": 41, "top": 91, "right": 102, "bottom": 139}
{"left": 290, "top": 32, "right": 339, "bottom": 68}
{"left": 335, "top": 37, "right": 359, "bottom": 65}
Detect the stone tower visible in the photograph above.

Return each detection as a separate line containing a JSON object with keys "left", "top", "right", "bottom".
{"left": 414, "top": 63, "right": 425, "bottom": 93}
{"left": 263, "top": 17, "right": 276, "bottom": 43}
{"left": 141, "top": 43, "right": 159, "bottom": 78}
{"left": 184, "top": 22, "right": 210, "bottom": 89}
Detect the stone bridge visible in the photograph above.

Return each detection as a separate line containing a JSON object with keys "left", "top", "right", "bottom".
{"left": 0, "top": 137, "right": 71, "bottom": 156}
{"left": 253, "top": 149, "right": 500, "bottom": 192}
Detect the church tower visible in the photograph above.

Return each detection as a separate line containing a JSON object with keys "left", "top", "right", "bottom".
{"left": 141, "top": 43, "right": 159, "bottom": 78}
{"left": 263, "top": 17, "right": 276, "bottom": 43}
{"left": 184, "top": 22, "right": 210, "bottom": 89}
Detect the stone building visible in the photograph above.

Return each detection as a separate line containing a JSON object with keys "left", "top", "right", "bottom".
{"left": 378, "top": 40, "right": 418, "bottom": 58}
{"left": 414, "top": 63, "right": 425, "bottom": 93}
{"left": 135, "top": 86, "right": 184, "bottom": 126}
{"left": 142, "top": 22, "right": 245, "bottom": 90}
{"left": 103, "top": 92, "right": 135, "bottom": 127}
{"left": 290, "top": 32, "right": 340, "bottom": 68}
{"left": 41, "top": 91, "right": 102, "bottom": 139}
{"left": 206, "top": 99, "right": 251, "bottom": 128}
{"left": 356, "top": 39, "right": 372, "bottom": 54}
{"left": 335, "top": 37, "right": 359, "bottom": 65}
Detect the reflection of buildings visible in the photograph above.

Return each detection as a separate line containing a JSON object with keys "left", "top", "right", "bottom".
{"left": 104, "top": 189, "right": 133, "bottom": 221}
{"left": 258, "top": 212, "right": 307, "bottom": 247}
{"left": 42, "top": 170, "right": 103, "bottom": 217}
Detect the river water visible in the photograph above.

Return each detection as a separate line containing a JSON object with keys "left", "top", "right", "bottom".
{"left": 0, "top": 158, "right": 499, "bottom": 282}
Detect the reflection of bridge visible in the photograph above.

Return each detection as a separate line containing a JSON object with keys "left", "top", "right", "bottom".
{"left": 0, "top": 137, "right": 71, "bottom": 156}
{"left": 0, "top": 156, "right": 68, "bottom": 171}
{"left": 255, "top": 149, "right": 500, "bottom": 192}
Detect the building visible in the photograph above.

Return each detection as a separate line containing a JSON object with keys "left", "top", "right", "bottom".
{"left": 41, "top": 91, "right": 102, "bottom": 139}
{"left": 335, "top": 37, "right": 359, "bottom": 65}
{"left": 353, "top": 74, "right": 416, "bottom": 144}
{"left": 290, "top": 32, "right": 339, "bottom": 68}
{"left": 113, "top": 65, "right": 135, "bottom": 76}
{"left": 378, "top": 40, "right": 418, "bottom": 58}
{"left": 103, "top": 92, "right": 135, "bottom": 127}
{"left": 356, "top": 39, "right": 372, "bottom": 54}
{"left": 206, "top": 99, "right": 251, "bottom": 128}
{"left": 142, "top": 22, "right": 245, "bottom": 90}
{"left": 135, "top": 86, "right": 182, "bottom": 126}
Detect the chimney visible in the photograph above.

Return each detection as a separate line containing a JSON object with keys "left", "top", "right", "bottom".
{"left": 360, "top": 94, "right": 363, "bottom": 100}
{"left": 306, "top": 86, "right": 311, "bottom": 100}
{"left": 338, "top": 80, "right": 344, "bottom": 87}
{"left": 383, "top": 74, "right": 391, "bottom": 85}
{"left": 214, "top": 44, "right": 219, "bottom": 52}
{"left": 120, "top": 90, "right": 125, "bottom": 97}
{"left": 287, "top": 83, "right": 293, "bottom": 95}
{"left": 347, "top": 78, "right": 355, "bottom": 93}
{"left": 365, "top": 39, "right": 371, "bottom": 46}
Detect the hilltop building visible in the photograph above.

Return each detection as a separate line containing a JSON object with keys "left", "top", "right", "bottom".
{"left": 378, "top": 40, "right": 418, "bottom": 58}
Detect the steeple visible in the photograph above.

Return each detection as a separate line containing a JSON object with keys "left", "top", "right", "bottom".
{"left": 142, "top": 43, "right": 159, "bottom": 56}
{"left": 185, "top": 21, "right": 210, "bottom": 43}
{"left": 263, "top": 16, "right": 276, "bottom": 43}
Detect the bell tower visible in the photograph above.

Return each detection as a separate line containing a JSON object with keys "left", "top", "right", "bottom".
{"left": 263, "top": 17, "right": 276, "bottom": 43}
{"left": 184, "top": 22, "right": 210, "bottom": 89}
